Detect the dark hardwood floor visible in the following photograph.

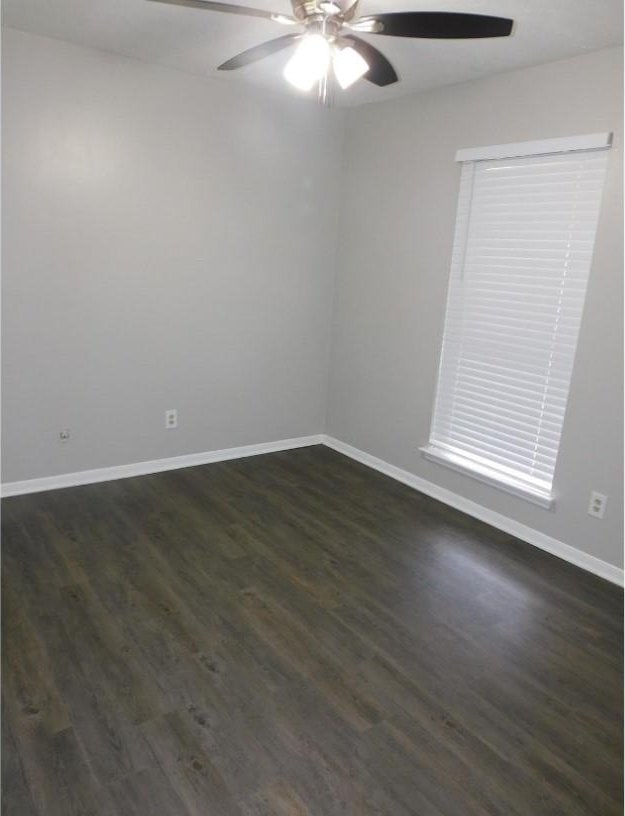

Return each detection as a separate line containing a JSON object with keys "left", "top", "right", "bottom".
{"left": 2, "top": 445, "right": 623, "bottom": 815}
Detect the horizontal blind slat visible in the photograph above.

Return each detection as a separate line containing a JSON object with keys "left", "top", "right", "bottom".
{"left": 430, "top": 433, "right": 556, "bottom": 475}
{"left": 428, "top": 147, "right": 608, "bottom": 491}
{"left": 432, "top": 442, "right": 554, "bottom": 490}
{"left": 435, "top": 387, "right": 567, "bottom": 423}
{"left": 446, "top": 359, "right": 572, "bottom": 390}
{"left": 437, "top": 371, "right": 571, "bottom": 402}
{"left": 434, "top": 408, "right": 564, "bottom": 443}
{"left": 432, "top": 414, "right": 561, "bottom": 451}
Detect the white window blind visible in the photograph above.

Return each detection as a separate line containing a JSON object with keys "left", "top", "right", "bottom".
{"left": 423, "top": 137, "right": 610, "bottom": 506}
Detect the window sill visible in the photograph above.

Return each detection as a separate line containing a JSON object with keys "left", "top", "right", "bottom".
{"left": 420, "top": 446, "right": 554, "bottom": 510}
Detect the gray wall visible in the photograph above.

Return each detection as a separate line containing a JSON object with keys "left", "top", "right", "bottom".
{"left": 3, "top": 30, "right": 622, "bottom": 570}
{"left": 327, "top": 46, "right": 624, "bottom": 569}
{"left": 2, "top": 28, "right": 343, "bottom": 481}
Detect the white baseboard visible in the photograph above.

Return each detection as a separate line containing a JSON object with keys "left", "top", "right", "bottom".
{"left": 321, "top": 435, "right": 624, "bottom": 587}
{"left": 3, "top": 432, "right": 622, "bottom": 587}
{"left": 0, "top": 435, "right": 324, "bottom": 498}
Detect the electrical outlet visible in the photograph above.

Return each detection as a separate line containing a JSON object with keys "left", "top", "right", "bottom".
{"left": 588, "top": 491, "right": 608, "bottom": 519}
{"left": 59, "top": 429, "right": 70, "bottom": 443}
{"left": 165, "top": 409, "right": 177, "bottom": 430}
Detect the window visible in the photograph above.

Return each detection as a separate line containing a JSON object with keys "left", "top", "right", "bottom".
{"left": 423, "top": 133, "right": 611, "bottom": 507}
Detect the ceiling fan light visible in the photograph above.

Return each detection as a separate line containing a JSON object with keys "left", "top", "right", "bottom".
{"left": 283, "top": 34, "right": 331, "bottom": 91}
{"left": 319, "top": 1, "right": 342, "bottom": 15}
{"left": 333, "top": 45, "right": 369, "bottom": 89}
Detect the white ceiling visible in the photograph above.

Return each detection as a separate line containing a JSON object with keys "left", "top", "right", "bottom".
{"left": 3, "top": 0, "right": 623, "bottom": 106}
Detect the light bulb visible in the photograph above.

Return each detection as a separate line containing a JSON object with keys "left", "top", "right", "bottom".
{"left": 333, "top": 45, "right": 369, "bottom": 89}
{"left": 319, "top": 1, "right": 342, "bottom": 15}
{"left": 284, "top": 34, "right": 331, "bottom": 91}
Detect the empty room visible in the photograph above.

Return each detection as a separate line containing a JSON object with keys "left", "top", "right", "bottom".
{"left": 1, "top": 0, "right": 623, "bottom": 813}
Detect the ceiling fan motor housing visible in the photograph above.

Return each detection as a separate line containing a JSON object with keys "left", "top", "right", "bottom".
{"left": 148, "top": 1, "right": 514, "bottom": 90}
{"left": 292, "top": 0, "right": 358, "bottom": 24}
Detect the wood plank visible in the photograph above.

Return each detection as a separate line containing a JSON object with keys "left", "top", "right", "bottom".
{"left": 2, "top": 446, "right": 622, "bottom": 815}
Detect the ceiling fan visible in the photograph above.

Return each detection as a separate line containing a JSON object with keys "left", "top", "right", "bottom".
{"left": 149, "top": 0, "right": 513, "bottom": 93}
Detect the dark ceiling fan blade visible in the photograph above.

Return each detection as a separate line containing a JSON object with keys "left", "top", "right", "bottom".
{"left": 351, "top": 12, "right": 513, "bottom": 38}
{"left": 348, "top": 36, "right": 398, "bottom": 86}
{"left": 149, "top": 0, "right": 296, "bottom": 23}
{"left": 218, "top": 34, "right": 301, "bottom": 69}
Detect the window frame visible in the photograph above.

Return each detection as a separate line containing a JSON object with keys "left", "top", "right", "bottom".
{"left": 421, "top": 132, "right": 612, "bottom": 508}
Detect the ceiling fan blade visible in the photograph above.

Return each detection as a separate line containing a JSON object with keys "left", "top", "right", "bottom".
{"left": 149, "top": 0, "right": 297, "bottom": 24}
{"left": 348, "top": 36, "right": 398, "bottom": 86}
{"left": 342, "top": 0, "right": 361, "bottom": 22}
{"left": 350, "top": 12, "right": 513, "bottom": 38}
{"left": 218, "top": 34, "right": 301, "bottom": 70}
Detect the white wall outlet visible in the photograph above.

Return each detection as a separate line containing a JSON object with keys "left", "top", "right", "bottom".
{"left": 588, "top": 491, "right": 608, "bottom": 519}
{"left": 165, "top": 409, "right": 178, "bottom": 429}
{"left": 59, "top": 429, "right": 70, "bottom": 443}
